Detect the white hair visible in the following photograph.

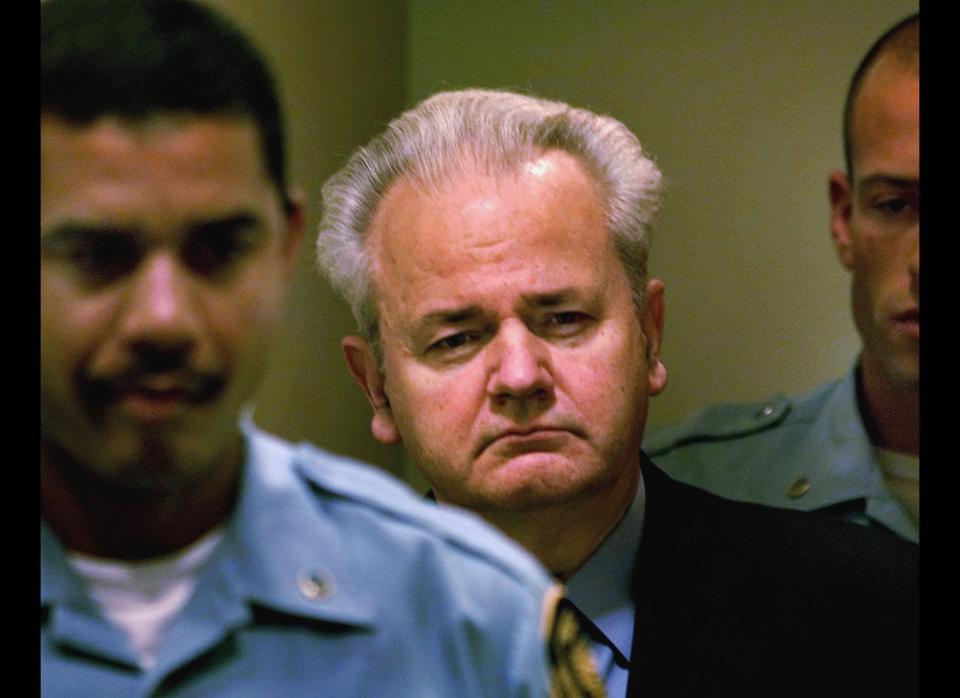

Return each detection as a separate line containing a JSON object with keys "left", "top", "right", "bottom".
{"left": 317, "top": 88, "right": 663, "bottom": 343}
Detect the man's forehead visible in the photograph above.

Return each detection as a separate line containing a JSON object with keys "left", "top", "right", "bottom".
{"left": 368, "top": 149, "right": 601, "bottom": 245}
{"left": 41, "top": 113, "right": 279, "bottom": 227}
{"left": 367, "top": 150, "right": 617, "bottom": 328}
{"left": 850, "top": 61, "right": 918, "bottom": 167}
{"left": 41, "top": 112, "right": 265, "bottom": 165}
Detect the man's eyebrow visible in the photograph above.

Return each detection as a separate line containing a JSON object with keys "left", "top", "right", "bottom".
{"left": 521, "top": 290, "right": 580, "bottom": 307}
{"left": 185, "top": 212, "right": 266, "bottom": 237}
{"left": 41, "top": 211, "right": 267, "bottom": 247}
{"left": 420, "top": 305, "right": 484, "bottom": 326}
{"left": 418, "top": 290, "right": 588, "bottom": 325}
{"left": 857, "top": 174, "right": 919, "bottom": 190}
{"left": 40, "top": 222, "right": 135, "bottom": 250}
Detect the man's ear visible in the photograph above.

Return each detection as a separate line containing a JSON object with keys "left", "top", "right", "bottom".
{"left": 829, "top": 171, "right": 856, "bottom": 271}
{"left": 342, "top": 335, "right": 402, "bottom": 445}
{"left": 281, "top": 187, "right": 307, "bottom": 279}
{"left": 642, "top": 278, "right": 668, "bottom": 396}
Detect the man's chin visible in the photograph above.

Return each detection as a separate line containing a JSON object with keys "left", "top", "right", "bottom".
{"left": 881, "top": 350, "right": 919, "bottom": 392}
{"left": 890, "top": 368, "right": 920, "bottom": 393}
{"left": 458, "top": 453, "right": 602, "bottom": 512}
{"left": 77, "top": 433, "right": 227, "bottom": 495}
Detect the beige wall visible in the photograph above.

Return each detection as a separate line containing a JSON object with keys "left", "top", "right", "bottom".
{"left": 205, "top": 2, "right": 916, "bottom": 488}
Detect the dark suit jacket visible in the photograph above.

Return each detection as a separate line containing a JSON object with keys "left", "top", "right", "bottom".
{"left": 626, "top": 456, "right": 918, "bottom": 697}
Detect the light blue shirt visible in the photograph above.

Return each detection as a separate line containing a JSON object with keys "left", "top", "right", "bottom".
{"left": 565, "top": 472, "right": 645, "bottom": 698}
{"left": 41, "top": 425, "right": 555, "bottom": 697}
{"left": 645, "top": 363, "right": 918, "bottom": 543}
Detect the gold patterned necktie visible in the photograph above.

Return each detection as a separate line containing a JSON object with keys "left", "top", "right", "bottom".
{"left": 544, "top": 589, "right": 608, "bottom": 697}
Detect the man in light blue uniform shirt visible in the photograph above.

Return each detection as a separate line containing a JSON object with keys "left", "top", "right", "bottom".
{"left": 40, "top": 2, "right": 576, "bottom": 695}
{"left": 42, "top": 420, "right": 558, "bottom": 695}
{"left": 645, "top": 14, "right": 919, "bottom": 544}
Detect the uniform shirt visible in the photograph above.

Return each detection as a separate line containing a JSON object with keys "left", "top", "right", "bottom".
{"left": 41, "top": 424, "right": 556, "bottom": 697}
{"left": 565, "top": 473, "right": 643, "bottom": 698}
{"left": 643, "top": 364, "right": 918, "bottom": 543}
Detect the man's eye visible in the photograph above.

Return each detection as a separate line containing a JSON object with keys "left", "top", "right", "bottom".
{"left": 182, "top": 231, "right": 254, "bottom": 275}
{"left": 431, "top": 332, "right": 473, "bottom": 352}
{"left": 71, "top": 235, "right": 141, "bottom": 284}
{"left": 546, "top": 311, "right": 590, "bottom": 336}
{"left": 552, "top": 311, "right": 586, "bottom": 325}
{"left": 872, "top": 196, "right": 918, "bottom": 219}
{"left": 877, "top": 199, "right": 908, "bottom": 214}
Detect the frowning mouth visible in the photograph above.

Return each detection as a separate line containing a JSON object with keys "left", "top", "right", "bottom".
{"left": 477, "top": 426, "right": 579, "bottom": 457}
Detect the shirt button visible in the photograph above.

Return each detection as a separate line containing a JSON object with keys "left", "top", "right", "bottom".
{"left": 298, "top": 569, "right": 335, "bottom": 601}
{"left": 786, "top": 477, "right": 811, "bottom": 499}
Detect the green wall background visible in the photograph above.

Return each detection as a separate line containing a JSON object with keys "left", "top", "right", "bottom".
{"left": 207, "top": 1, "right": 917, "bottom": 490}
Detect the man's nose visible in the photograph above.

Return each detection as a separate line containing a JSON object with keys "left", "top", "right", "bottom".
{"left": 119, "top": 253, "right": 200, "bottom": 354}
{"left": 488, "top": 320, "right": 555, "bottom": 403}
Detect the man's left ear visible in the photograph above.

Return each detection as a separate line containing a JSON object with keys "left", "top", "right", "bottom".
{"left": 281, "top": 187, "right": 306, "bottom": 279}
{"left": 642, "top": 278, "right": 668, "bottom": 396}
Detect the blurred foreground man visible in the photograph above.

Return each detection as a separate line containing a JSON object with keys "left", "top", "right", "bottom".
{"left": 41, "top": 2, "right": 575, "bottom": 695}
{"left": 646, "top": 14, "right": 919, "bottom": 543}
{"left": 318, "top": 88, "right": 919, "bottom": 697}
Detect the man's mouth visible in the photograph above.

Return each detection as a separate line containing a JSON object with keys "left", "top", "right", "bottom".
{"left": 118, "top": 386, "right": 195, "bottom": 423}
{"left": 478, "top": 426, "right": 577, "bottom": 457}
{"left": 85, "top": 371, "right": 225, "bottom": 423}
{"left": 893, "top": 309, "right": 920, "bottom": 339}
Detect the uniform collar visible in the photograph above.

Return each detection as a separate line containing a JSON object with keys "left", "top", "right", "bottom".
{"left": 803, "top": 362, "right": 885, "bottom": 505}
{"left": 41, "top": 425, "right": 377, "bottom": 674}
{"left": 214, "top": 424, "right": 377, "bottom": 629}
{"left": 40, "top": 425, "right": 378, "bottom": 631}
{"left": 41, "top": 521, "right": 83, "bottom": 608}
{"left": 780, "top": 361, "right": 918, "bottom": 541}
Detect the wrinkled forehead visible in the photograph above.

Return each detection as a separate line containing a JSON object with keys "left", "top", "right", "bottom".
{"left": 398, "top": 140, "right": 607, "bottom": 203}
{"left": 369, "top": 148, "right": 604, "bottom": 255}
{"left": 368, "top": 149, "right": 617, "bottom": 321}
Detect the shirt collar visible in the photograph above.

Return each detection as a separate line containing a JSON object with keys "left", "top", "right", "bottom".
{"left": 41, "top": 421, "right": 380, "bottom": 629}
{"left": 803, "top": 362, "right": 884, "bottom": 503}
{"left": 564, "top": 469, "right": 645, "bottom": 659}
{"left": 41, "top": 521, "right": 79, "bottom": 608}
{"left": 217, "top": 423, "right": 377, "bottom": 629}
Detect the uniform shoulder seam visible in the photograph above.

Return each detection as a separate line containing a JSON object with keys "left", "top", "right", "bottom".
{"left": 293, "top": 443, "right": 549, "bottom": 589}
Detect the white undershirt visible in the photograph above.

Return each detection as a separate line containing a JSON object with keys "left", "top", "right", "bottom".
{"left": 876, "top": 448, "right": 920, "bottom": 524}
{"left": 66, "top": 527, "right": 225, "bottom": 669}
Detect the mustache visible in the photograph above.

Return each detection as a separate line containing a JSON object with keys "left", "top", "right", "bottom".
{"left": 81, "top": 364, "right": 226, "bottom": 406}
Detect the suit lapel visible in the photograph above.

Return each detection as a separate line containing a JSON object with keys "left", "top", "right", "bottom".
{"left": 625, "top": 456, "right": 755, "bottom": 697}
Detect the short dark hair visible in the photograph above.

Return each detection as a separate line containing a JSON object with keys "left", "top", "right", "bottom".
{"left": 41, "top": 0, "right": 288, "bottom": 195}
{"left": 842, "top": 13, "right": 919, "bottom": 178}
